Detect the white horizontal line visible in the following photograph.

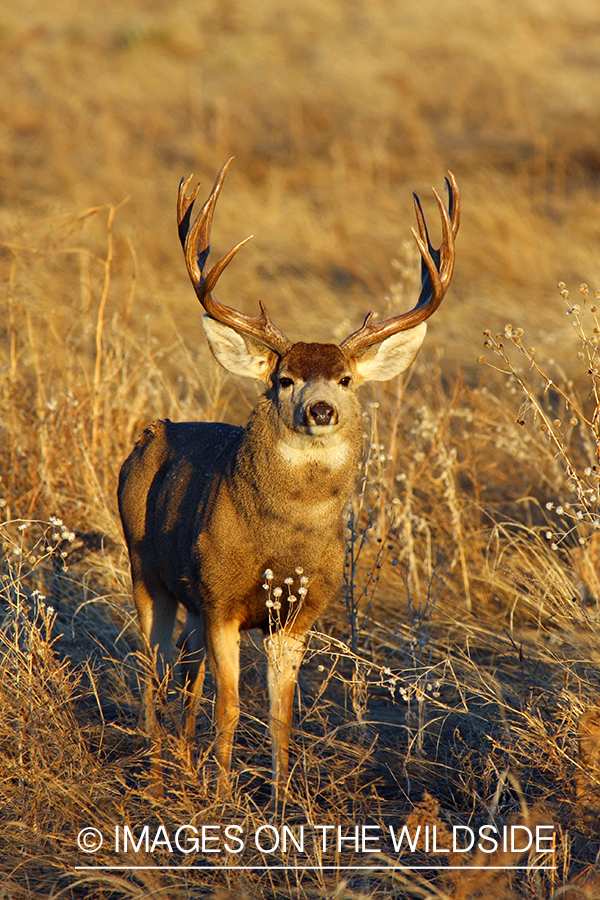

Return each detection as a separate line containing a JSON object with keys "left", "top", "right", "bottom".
{"left": 75, "top": 865, "right": 558, "bottom": 872}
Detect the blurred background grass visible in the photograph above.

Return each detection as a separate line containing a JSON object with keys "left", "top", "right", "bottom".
{"left": 2, "top": 0, "right": 600, "bottom": 371}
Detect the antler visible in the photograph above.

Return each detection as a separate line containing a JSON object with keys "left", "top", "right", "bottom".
{"left": 339, "top": 172, "right": 460, "bottom": 357}
{"left": 177, "top": 158, "right": 291, "bottom": 355}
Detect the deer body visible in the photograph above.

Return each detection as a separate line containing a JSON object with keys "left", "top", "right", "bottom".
{"left": 118, "top": 160, "right": 460, "bottom": 800}
{"left": 119, "top": 362, "right": 362, "bottom": 638}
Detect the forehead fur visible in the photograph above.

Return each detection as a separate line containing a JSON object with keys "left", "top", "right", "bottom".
{"left": 280, "top": 343, "right": 349, "bottom": 381}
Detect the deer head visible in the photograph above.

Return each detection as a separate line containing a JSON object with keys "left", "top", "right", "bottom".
{"left": 177, "top": 160, "right": 460, "bottom": 437}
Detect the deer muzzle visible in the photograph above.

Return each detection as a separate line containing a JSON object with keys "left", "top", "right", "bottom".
{"left": 306, "top": 401, "right": 338, "bottom": 427}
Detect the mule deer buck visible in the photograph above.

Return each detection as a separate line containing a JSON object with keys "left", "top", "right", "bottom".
{"left": 118, "top": 159, "right": 459, "bottom": 800}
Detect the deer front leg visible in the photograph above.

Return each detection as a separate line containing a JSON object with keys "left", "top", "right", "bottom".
{"left": 206, "top": 620, "right": 241, "bottom": 797}
{"left": 265, "top": 632, "right": 306, "bottom": 805}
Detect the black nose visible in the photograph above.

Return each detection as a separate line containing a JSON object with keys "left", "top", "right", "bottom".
{"left": 307, "top": 401, "right": 335, "bottom": 425}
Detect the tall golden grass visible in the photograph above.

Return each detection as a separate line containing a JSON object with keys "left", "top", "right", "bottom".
{"left": 2, "top": 0, "right": 600, "bottom": 897}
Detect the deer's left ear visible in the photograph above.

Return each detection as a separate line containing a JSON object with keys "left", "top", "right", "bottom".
{"left": 350, "top": 323, "right": 427, "bottom": 382}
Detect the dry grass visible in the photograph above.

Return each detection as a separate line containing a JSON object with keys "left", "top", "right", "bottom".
{"left": 2, "top": 0, "right": 600, "bottom": 897}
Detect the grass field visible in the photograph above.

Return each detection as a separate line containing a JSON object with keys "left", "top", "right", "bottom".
{"left": 2, "top": 0, "right": 600, "bottom": 897}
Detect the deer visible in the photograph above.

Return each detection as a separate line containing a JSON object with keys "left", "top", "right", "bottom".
{"left": 118, "top": 159, "right": 460, "bottom": 802}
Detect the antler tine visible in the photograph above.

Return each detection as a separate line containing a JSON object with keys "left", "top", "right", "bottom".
{"left": 339, "top": 173, "right": 460, "bottom": 357}
{"left": 177, "top": 159, "right": 291, "bottom": 356}
{"left": 446, "top": 171, "right": 460, "bottom": 238}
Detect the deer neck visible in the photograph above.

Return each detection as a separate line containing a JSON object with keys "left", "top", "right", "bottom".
{"left": 231, "top": 395, "right": 362, "bottom": 515}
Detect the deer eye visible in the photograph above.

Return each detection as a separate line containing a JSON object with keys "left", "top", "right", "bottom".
{"left": 279, "top": 376, "right": 294, "bottom": 388}
{"left": 339, "top": 376, "right": 351, "bottom": 387}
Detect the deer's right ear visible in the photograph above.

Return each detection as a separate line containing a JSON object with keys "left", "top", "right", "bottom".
{"left": 202, "top": 315, "right": 279, "bottom": 384}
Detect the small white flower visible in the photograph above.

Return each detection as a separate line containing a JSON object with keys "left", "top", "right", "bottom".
{"left": 298, "top": 587, "right": 307, "bottom": 598}
{"left": 272, "top": 587, "right": 283, "bottom": 598}
{"left": 295, "top": 567, "right": 304, "bottom": 575}
{"left": 284, "top": 577, "right": 294, "bottom": 585}
{"left": 263, "top": 569, "right": 274, "bottom": 580}
{"left": 266, "top": 599, "right": 273, "bottom": 608}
